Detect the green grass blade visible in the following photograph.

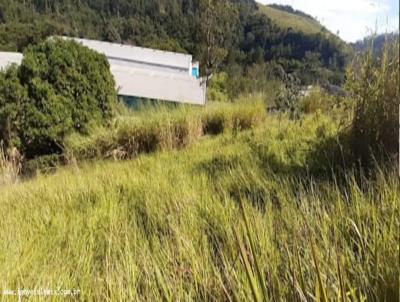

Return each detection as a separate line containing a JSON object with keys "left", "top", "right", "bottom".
{"left": 310, "top": 238, "right": 328, "bottom": 302}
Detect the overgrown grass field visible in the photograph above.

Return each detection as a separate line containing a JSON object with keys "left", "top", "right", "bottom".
{"left": 0, "top": 101, "right": 398, "bottom": 301}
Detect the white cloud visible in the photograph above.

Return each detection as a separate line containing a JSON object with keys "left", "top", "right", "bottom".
{"left": 257, "top": 0, "right": 399, "bottom": 42}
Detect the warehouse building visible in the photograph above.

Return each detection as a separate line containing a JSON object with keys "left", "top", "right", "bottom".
{"left": 0, "top": 37, "right": 206, "bottom": 105}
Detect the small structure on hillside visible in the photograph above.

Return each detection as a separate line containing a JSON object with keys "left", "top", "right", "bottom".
{"left": 63, "top": 37, "right": 206, "bottom": 105}
{"left": 0, "top": 52, "right": 23, "bottom": 70}
{"left": 0, "top": 37, "right": 206, "bottom": 105}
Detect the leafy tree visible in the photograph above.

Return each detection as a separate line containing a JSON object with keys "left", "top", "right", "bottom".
{"left": 0, "top": 39, "right": 117, "bottom": 158}
{"left": 0, "top": 65, "right": 26, "bottom": 149}
{"left": 199, "top": 0, "right": 238, "bottom": 84}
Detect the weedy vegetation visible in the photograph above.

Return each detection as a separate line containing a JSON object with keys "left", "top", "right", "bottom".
{"left": 0, "top": 113, "right": 398, "bottom": 301}
{"left": 346, "top": 39, "right": 399, "bottom": 167}
{"left": 0, "top": 147, "right": 20, "bottom": 186}
{"left": 0, "top": 39, "right": 398, "bottom": 302}
{"left": 65, "top": 97, "right": 266, "bottom": 162}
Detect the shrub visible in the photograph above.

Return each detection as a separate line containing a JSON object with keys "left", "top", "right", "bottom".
{"left": 207, "top": 72, "right": 229, "bottom": 102}
{"left": 0, "top": 65, "right": 26, "bottom": 150}
{"left": 300, "top": 86, "right": 341, "bottom": 114}
{"left": 9, "top": 38, "right": 117, "bottom": 158}
{"left": 22, "top": 154, "right": 66, "bottom": 176}
{"left": 275, "top": 73, "right": 301, "bottom": 119}
{"left": 202, "top": 110, "right": 229, "bottom": 134}
{"left": 346, "top": 40, "right": 399, "bottom": 165}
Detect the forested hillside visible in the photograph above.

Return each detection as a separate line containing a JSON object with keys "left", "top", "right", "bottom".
{"left": 0, "top": 0, "right": 348, "bottom": 85}
{"left": 353, "top": 32, "right": 399, "bottom": 56}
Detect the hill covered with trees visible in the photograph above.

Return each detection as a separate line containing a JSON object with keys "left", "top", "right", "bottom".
{"left": 352, "top": 32, "right": 399, "bottom": 56}
{"left": 0, "top": 0, "right": 348, "bottom": 85}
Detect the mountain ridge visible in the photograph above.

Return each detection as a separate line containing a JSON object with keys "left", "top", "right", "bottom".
{"left": 0, "top": 0, "right": 348, "bottom": 84}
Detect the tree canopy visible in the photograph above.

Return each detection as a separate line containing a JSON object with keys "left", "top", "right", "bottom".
{"left": 0, "top": 39, "right": 117, "bottom": 158}
{"left": 0, "top": 0, "right": 348, "bottom": 84}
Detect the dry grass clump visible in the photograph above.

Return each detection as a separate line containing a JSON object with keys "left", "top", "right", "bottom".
{"left": 346, "top": 40, "right": 399, "bottom": 165}
{"left": 66, "top": 100, "right": 266, "bottom": 161}
{"left": 300, "top": 86, "right": 347, "bottom": 115}
{"left": 0, "top": 147, "right": 21, "bottom": 186}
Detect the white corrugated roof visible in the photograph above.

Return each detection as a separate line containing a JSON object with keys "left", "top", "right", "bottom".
{"left": 61, "top": 37, "right": 192, "bottom": 71}
{"left": 0, "top": 52, "right": 23, "bottom": 70}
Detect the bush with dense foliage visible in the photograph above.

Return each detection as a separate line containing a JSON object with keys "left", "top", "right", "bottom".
{"left": 0, "top": 39, "right": 117, "bottom": 158}
{"left": 0, "top": 65, "right": 25, "bottom": 150}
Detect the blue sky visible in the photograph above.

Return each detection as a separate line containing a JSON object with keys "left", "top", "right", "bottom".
{"left": 257, "top": 0, "right": 399, "bottom": 42}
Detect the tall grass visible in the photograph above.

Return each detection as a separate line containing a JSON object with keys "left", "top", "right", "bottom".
{"left": 0, "top": 147, "right": 20, "bottom": 186}
{"left": 346, "top": 39, "right": 399, "bottom": 166}
{"left": 0, "top": 114, "right": 398, "bottom": 301}
{"left": 65, "top": 98, "right": 266, "bottom": 161}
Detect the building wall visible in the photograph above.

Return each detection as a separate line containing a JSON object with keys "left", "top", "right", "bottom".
{"left": 67, "top": 37, "right": 206, "bottom": 104}
{"left": 0, "top": 52, "right": 23, "bottom": 70}
{"left": 108, "top": 58, "right": 188, "bottom": 75}
{"left": 66, "top": 37, "right": 193, "bottom": 74}
{"left": 112, "top": 65, "right": 206, "bottom": 105}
